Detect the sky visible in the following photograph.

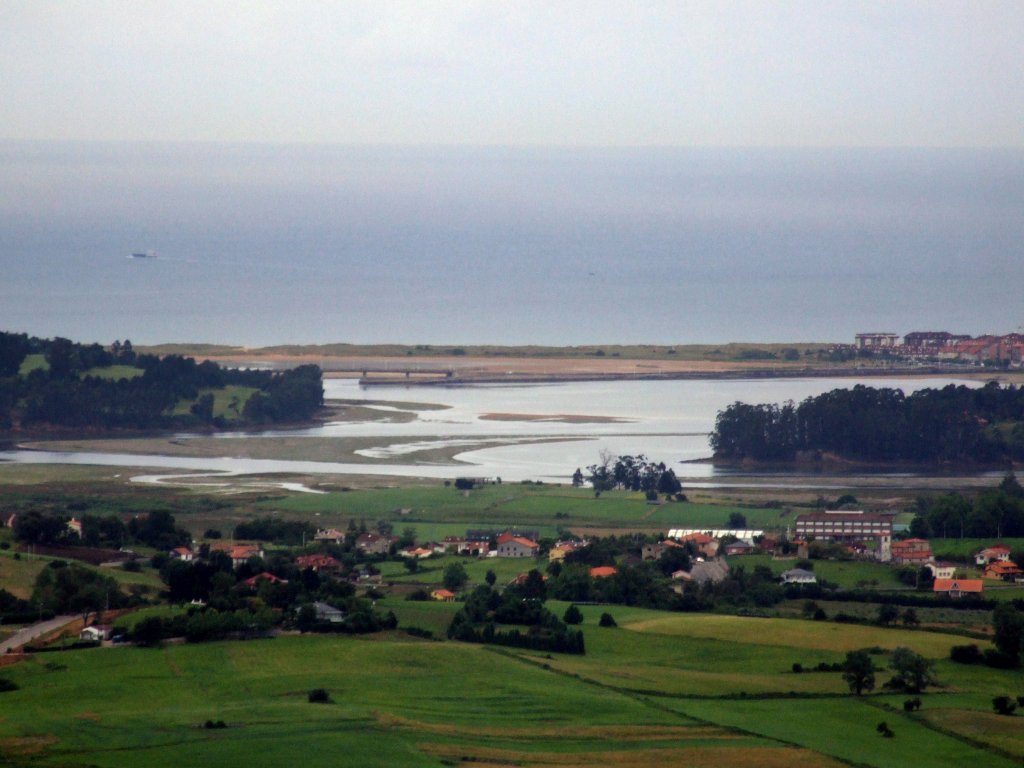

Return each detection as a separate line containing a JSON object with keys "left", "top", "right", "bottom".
{"left": 2, "top": 0, "right": 1023, "bottom": 147}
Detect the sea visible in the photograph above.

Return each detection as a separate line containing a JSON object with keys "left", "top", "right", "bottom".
{"left": 1, "top": 142, "right": 1023, "bottom": 347}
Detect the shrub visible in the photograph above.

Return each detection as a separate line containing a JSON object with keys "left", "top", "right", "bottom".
{"left": 563, "top": 604, "right": 583, "bottom": 625}
{"left": 984, "top": 649, "right": 1020, "bottom": 670}
{"left": 598, "top": 612, "right": 617, "bottom": 628}
{"left": 992, "top": 695, "right": 1017, "bottom": 716}
{"left": 0, "top": 678, "right": 19, "bottom": 693}
{"left": 903, "top": 698, "right": 922, "bottom": 712}
{"left": 950, "top": 644, "right": 983, "bottom": 664}
{"left": 792, "top": 663, "right": 803, "bottom": 674}
{"left": 308, "top": 688, "right": 331, "bottom": 704}
{"left": 203, "top": 719, "right": 227, "bottom": 729}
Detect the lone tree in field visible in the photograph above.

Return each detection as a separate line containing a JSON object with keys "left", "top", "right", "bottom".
{"left": 842, "top": 650, "right": 876, "bottom": 695}
{"left": 443, "top": 562, "right": 469, "bottom": 592}
{"left": 563, "top": 604, "right": 583, "bottom": 625}
{"left": 888, "top": 647, "right": 936, "bottom": 693}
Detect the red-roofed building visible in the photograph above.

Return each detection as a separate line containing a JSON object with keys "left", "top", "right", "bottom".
{"left": 496, "top": 536, "right": 539, "bottom": 558}
{"left": 549, "top": 540, "right": 587, "bottom": 562}
{"left": 680, "top": 532, "right": 720, "bottom": 558}
{"left": 975, "top": 544, "right": 1012, "bottom": 566}
{"left": 430, "top": 589, "right": 456, "bottom": 602}
{"left": 589, "top": 566, "right": 618, "bottom": 579}
{"left": 211, "top": 543, "right": 265, "bottom": 568}
{"left": 933, "top": 578, "right": 984, "bottom": 598}
{"left": 891, "top": 538, "right": 933, "bottom": 565}
{"left": 295, "top": 554, "right": 342, "bottom": 572}
{"left": 242, "top": 571, "right": 288, "bottom": 588}
{"left": 441, "top": 537, "right": 489, "bottom": 556}
{"left": 984, "top": 560, "right": 1022, "bottom": 581}
{"left": 170, "top": 546, "right": 194, "bottom": 562}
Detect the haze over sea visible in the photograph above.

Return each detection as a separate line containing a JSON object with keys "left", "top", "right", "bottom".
{"left": 2, "top": 142, "right": 1022, "bottom": 347}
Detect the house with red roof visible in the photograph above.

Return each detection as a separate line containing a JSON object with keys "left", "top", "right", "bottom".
{"left": 891, "top": 538, "right": 933, "bottom": 565}
{"left": 431, "top": 589, "right": 456, "bottom": 602}
{"left": 170, "top": 546, "right": 194, "bottom": 562}
{"left": 724, "top": 541, "right": 755, "bottom": 556}
{"left": 933, "top": 578, "right": 984, "bottom": 598}
{"left": 496, "top": 535, "right": 539, "bottom": 558}
{"left": 295, "top": 554, "right": 342, "bottom": 572}
{"left": 441, "top": 536, "right": 489, "bottom": 556}
{"left": 984, "top": 560, "right": 1022, "bottom": 581}
{"left": 242, "top": 571, "right": 288, "bottom": 588}
{"left": 549, "top": 540, "right": 588, "bottom": 562}
{"left": 211, "top": 543, "right": 265, "bottom": 568}
{"left": 975, "top": 544, "right": 1012, "bottom": 566}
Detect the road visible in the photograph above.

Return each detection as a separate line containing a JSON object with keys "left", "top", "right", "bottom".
{"left": 0, "top": 615, "right": 77, "bottom": 654}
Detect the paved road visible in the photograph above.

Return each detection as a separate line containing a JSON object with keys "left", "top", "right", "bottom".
{"left": 0, "top": 615, "right": 76, "bottom": 654}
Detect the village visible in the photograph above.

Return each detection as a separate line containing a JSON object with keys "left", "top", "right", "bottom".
{"left": 21, "top": 506, "right": 1015, "bottom": 645}
{"left": 854, "top": 330, "right": 1024, "bottom": 367}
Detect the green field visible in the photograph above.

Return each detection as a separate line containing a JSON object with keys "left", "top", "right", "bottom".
{"left": 732, "top": 554, "right": 911, "bottom": 591}
{"left": 171, "top": 385, "right": 260, "bottom": 421}
{"left": 1, "top": 608, "right": 1021, "bottom": 767}
{"left": 17, "top": 354, "right": 49, "bottom": 375}
{"left": 262, "top": 484, "right": 783, "bottom": 537}
{"left": 81, "top": 365, "right": 144, "bottom": 381}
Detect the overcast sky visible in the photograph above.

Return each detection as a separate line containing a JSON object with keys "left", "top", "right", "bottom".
{"left": 2, "top": 1, "right": 1022, "bottom": 147}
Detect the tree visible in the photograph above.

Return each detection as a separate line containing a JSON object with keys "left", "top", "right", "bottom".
{"left": 563, "top": 604, "right": 583, "bottom": 625}
{"left": 726, "top": 512, "right": 747, "bottom": 529}
{"left": 443, "top": 562, "right": 469, "bottom": 592}
{"left": 888, "top": 647, "right": 935, "bottom": 693}
{"left": 992, "top": 695, "right": 1017, "bottom": 716}
{"left": 598, "top": 612, "right": 617, "bottom": 628}
{"left": 571, "top": 468, "right": 584, "bottom": 487}
{"left": 992, "top": 603, "right": 1023, "bottom": 665}
{"left": 484, "top": 570, "right": 496, "bottom": 587}
{"left": 901, "top": 608, "right": 920, "bottom": 627}
{"left": 876, "top": 604, "right": 899, "bottom": 626}
{"left": 842, "top": 650, "right": 875, "bottom": 695}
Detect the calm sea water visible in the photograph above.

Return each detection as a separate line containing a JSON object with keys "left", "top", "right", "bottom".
{"left": 1, "top": 142, "right": 1022, "bottom": 346}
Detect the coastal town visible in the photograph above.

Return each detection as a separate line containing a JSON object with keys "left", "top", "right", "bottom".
{"left": 855, "top": 330, "right": 1024, "bottom": 367}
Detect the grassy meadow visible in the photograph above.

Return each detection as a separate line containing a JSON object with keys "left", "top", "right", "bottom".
{"left": 1, "top": 608, "right": 1021, "bottom": 767}
{"left": 261, "top": 484, "right": 787, "bottom": 540}
{"left": 2, "top": 469, "right": 1024, "bottom": 766}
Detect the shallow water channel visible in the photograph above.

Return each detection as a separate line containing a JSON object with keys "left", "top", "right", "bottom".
{"left": 0, "top": 376, "right": 983, "bottom": 486}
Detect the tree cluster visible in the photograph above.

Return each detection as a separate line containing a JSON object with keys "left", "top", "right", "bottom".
{"left": 234, "top": 517, "right": 318, "bottom": 546}
{"left": 911, "top": 474, "right": 1024, "bottom": 539}
{"left": 447, "top": 576, "right": 585, "bottom": 655}
{"left": 0, "top": 331, "right": 324, "bottom": 431}
{"left": 584, "top": 454, "right": 682, "bottom": 497}
{"left": 711, "top": 382, "right": 1024, "bottom": 464}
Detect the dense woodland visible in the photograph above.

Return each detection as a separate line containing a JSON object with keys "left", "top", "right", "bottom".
{"left": 0, "top": 331, "right": 323, "bottom": 430}
{"left": 711, "top": 382, "right": 1024, "bottom": 464}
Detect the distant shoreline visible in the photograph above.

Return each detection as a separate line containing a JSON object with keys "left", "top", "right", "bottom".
{"left": 138, "top": 343, "right": 1023, "bottom": 387}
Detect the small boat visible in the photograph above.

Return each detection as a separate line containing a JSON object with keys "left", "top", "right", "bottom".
{"left": 130, "top": 250, "right": 157, "bottom": 259}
